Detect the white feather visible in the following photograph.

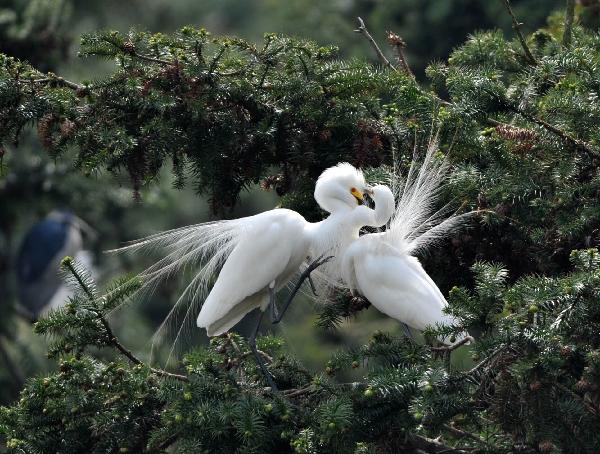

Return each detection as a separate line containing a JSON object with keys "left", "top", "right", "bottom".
{"left": 341, "top": 133, "right": 475, "bottom": 343}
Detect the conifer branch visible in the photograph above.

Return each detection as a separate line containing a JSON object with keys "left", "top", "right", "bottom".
{"left": 61, "top": 257, "right": 188, "bottom": 382}
{"left": 443, "top": 424, "right": 489, "bottom": 445}
{"left": 563, "top": 0, "right": 576, "bottom": 47}
{"left": 408, "top": 433, "right": 474, "bottom": 453}
{"left": 554, "top": 382, "right": 599, "bottom": 418}
{"left": 33, "top": 76, "right": 85, "bottom": 91}
{"left": 500, "top": 0, "right": 537, "bottom": 65}
{"left": 355, "top": 17, "right": 396, "bottom": 71}
{"left": 508, "top": 105, "right": 600, "bottom": 159}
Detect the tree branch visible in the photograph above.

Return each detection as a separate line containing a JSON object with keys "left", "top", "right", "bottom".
{"left": 33, "top": 76, "right": 85, "bottom": 91}
{"left": 62, "top": 258, "right": 188, "bottom": 382}
{"left": 354, "top": 17, "right": 396, "bottom": 71}
{"left": 500, "top": 0, "right": 537, "bottom": 65}
{"left": 407, "top": 433, "right": 475, "bottom": 453}
{"left": 508, "top": 105, "right": 600, "bottom": 160}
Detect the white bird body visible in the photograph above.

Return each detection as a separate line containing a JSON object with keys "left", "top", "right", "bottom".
{"left": 339, "top": 136, "right": 474, "bottom": 343}
{"left": 197, "top": 208, "right": 310, "bottom": 336}
{"left": 198, "top": 185, "right": 395, "bottom": 336}
{"left": 113, "top": 163, "right": 395, "bottom": 351}
{"left": 342, "top": 233, "right": 458, "bottom": 333}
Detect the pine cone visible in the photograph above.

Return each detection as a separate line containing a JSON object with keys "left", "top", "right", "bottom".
{"left": 538, "top": 440, "right": 554, "bottom": 453}
{"left": 59, "top": 119, "right": 76, "bottom": 138}
{"left": 37, "top": 113, "right": 58, "bottom": 149}
{"left": 122, "top": 40, "right": 136, "bottom": 54}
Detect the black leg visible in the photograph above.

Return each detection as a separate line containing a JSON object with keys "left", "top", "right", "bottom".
{"left": 401, "top": 322, "right": 413, "bottom": 340}
{"left": 272, "top": 255, "right": 333, "bottom": 325}
{"left": 268, "top": 285, "right": 278, "bottom": 322}
{"left": 308, "top": 275, "right": 318, "bottom": 296}
{"left": 249, "top": 309, "right": 277, "bottom": 391}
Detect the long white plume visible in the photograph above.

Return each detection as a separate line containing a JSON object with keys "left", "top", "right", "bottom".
{"left": 384, "top": 132, "right": 474, "bottom": 256}
{"left": 107, "top": 218, "right": 247, "bottom": 362}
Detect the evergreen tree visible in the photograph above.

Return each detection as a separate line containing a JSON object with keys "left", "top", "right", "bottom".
{"left": 2, "top": 1, "right": 600, "bottom": 452}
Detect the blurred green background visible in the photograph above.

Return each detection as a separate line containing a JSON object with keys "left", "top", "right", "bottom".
{"left": 0, "top": 0, "right": 568, "bottom": 404}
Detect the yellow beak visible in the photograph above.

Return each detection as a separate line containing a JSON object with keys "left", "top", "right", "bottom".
{"left": 351, "top": 188, "right": 364, "bottom": 204}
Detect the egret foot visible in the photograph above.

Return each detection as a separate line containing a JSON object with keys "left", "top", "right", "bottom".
{"left": 249, "top": 309, "right": 277, "bottom": 391}
{"left": 271, "top": 254, "right": 333, "bottom": 325}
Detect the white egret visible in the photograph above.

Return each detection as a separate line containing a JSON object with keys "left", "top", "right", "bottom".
{"left": 111, "top": 163, "right": 394, "bottom": 388}
{"left": 341, "top": 140, "right": 474, "bottom": 344}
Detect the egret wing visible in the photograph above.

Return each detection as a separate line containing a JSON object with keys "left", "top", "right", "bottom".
{"left": 197, "top": 213, "right": 304, "bottom": 334}
{"left": 355, "top": 252, "right": 451, "bottom": 331}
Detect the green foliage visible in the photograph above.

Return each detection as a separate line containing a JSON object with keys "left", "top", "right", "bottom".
{"left": 0, "top": 28, "right": 420, "bottom": 213}
{"left": 3, "top": 4, "right": 600, "bottom": 454}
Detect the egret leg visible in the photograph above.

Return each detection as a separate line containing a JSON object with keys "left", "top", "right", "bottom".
{"left": 308, "top": 275, "right": 318, "bottom": 296}
{"left": 268, "top": 283, "right": 278, "bottom": 322}
{"left": 272, "top": 255, "right": 333, "bottom": 325}
{"left": 401, "top": 323, "right": 413, "bottom": 340}
{"left": 249, "top": 309, "right": 277, "bottom": 391}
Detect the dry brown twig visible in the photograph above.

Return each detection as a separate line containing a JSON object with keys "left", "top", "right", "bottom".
{"left": 354, "top": 17, "right": 395, "bottom": 70}
{"left": 386, "top": 31, "right": 414, "bottom": 78}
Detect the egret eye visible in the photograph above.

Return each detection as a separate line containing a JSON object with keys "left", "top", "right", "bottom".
{"left": 350, "top": 187, "right": 357, "bottom": 193}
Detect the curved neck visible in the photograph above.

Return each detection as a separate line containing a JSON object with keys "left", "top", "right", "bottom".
{"left": 351, "top": 185, "right": 395, "bottom": 229}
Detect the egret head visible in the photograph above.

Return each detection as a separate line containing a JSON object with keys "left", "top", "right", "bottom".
{"left": 314, "top": 163, "right": 369, "bottom": 213}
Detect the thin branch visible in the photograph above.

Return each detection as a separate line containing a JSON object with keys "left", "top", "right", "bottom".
{"left": 33, "top": 76, "right": 85, "bottom": 91}
{"left": 501, "top": 0, "right": 537, "bottom": 65}
{"left": 443, "top": 424, "right": 488, "bottom": 445}
{"left": 98, "top": 314, "right": 188, "bottom": 381}
{"left": 407, "top": 433, "right": 475, "bottom": 453}
{"left": 563, "top": 0, "right": 576, "bottom": 47}
{"left": 354, "top": 17, "right": 396, "bottom": 71}
{"left": 131, "top": 52, "right": 170, "bottom": 66}
{"left": 62, "top": 259, "right": 188, "bottom": 382}
{"left": 386, "top": 31, "right": 414, "bottom": 78}
{"left": 508, "top": 105, "right": 600, "bottom": 159}
{"left": 462, "top": 346, "right": 506, "bottom": 378}
{"left": 283, "top": 385, "right": 314, "bottom": 398}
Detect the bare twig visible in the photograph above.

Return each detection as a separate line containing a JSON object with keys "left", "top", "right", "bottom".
{"left": 283, "top": 385, "right": 314, "bottom": 398}
{"left": 354, "top": 17, "right": 396, "bottom": 71}
{"left": 386, "top": 31, "right": 414, "bottom": 78}
{"left": 131, "top": 52, "right": 170, "bottom": 66}
{"left": 98, "top": 315, "right": 188, "bottom": 382}
{"left": 462, "top": 346, "right": 507, "bottom": 378}
{"left": 563, "top": 0, "right": 576, "bottom": 47}
{"left": 241, "top": 349, "right": 273, "bottom": 363}
{"left": 501, "top": 0, "right": 537, "bottom": 65}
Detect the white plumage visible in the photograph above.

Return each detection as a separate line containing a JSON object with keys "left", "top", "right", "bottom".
{"left": 341, "top": 138, "right": 474, "bottom": 342}
{"left": 196, "top": 209, "right": 309, "bottom": 336}
{"left": 110, "top": 163, "right": 395, "bottom": 355}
